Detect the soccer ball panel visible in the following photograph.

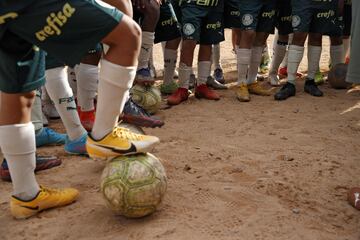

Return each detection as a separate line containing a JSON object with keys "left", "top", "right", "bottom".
{"left": 126, "top": 160, "right": 155, "bottom": 185}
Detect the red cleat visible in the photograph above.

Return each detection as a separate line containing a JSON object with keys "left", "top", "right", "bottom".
{"left": 195, "top": 84, "right": 220, "bottom": 100}
{"left": 167, "top": 88, "right": 189, "bottom": 105}
{"left": 79, "top": 109, "right": 95, "bottom": 132}
{"left": 278, "top": 66, "right": 302, "bottom": 77}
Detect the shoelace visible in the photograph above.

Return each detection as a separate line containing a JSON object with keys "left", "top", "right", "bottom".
{"left": 40, "top": 186, "right": 62, "bottom": 195}
{"left": 112, "top": 127, "right": 144, "bottom": 141}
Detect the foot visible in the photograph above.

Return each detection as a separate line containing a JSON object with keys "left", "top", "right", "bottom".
{"left": 160, "top": 82, "right": 179, "bottom": 95}
{"left": 79, "top": 109, "right": 95, "bottom": 132}
{"left": 206, "top": 76, "right": 227, "bottom": 90}
{"left": 213, "top": 68, "right": 225, "bottom": 84}
{"left": 167, "top": 88, "right": 189, "bottom": 105}
{"left": 189, "top": 74, "right": 196, "bottom": 89}
{"left": 274, "top": 82, "right": 296, "bottom": 101}
{"left": 64, "top": 133, "right": 88, "bottom": 155}
{"left": 268, "top": 74, "right": 280, "bottom": 86}
{"left": 86, "top": 127, "right": 160, "bottom": 160}
{"left": 195, "top": 84, "right": 220, "bottom": 100}
{"left": 42, "top": 102, "right": 60, "bottom": 119}
{"left": 11, "top": 186, "right": 79, "bottom": 219}
{"left": 36, "top": 127, "right": 67, "bottom": 148}
{"left": 304, "top": 79, "right": 323, "bottom": 97}
{"left": 1, "top": 156, "right": 62, "bottom": 182}
{"left": 120, "top": 99, "right": 164, "bottom": 128}
{"left": 234, "top": 83, "right": 250, "bottom": 102}
{"left": 135, "top": 68, "right": 155, "bottom": 85}
{"left": 247, "top": 82, "right": 271, "bottom": 96}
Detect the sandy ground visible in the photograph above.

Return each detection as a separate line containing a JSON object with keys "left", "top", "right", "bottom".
{"left": 1, "top": 30, "right": 360, "bottom": 240}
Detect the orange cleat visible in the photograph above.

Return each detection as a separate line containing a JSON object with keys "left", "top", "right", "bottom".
{"left": 167, "top": 88, "right": 189, "bottom": 105}
{"left": 195, "top": 84, "right": 220, "bottom": 100}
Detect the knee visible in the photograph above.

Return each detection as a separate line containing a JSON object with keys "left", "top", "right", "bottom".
{"left": 24, "top": 92, "right": 35, "bottom": 108}
{"left": 308, "top": 33, "right": 322, "bottom": 46}
{"left": 242, "top": 30, "right": 256, "bottom": 40}
{"left": 292, "top": 33, "right": 307, "bottom": 46}
{"left": 121, "top": 17, "right": 142, "bottom": 51}
{"left": 330, "top": 36, "right": 343, "bottom": 46}
{"left": 181, "top": 40, "right": 196, "bottom": 53}
{"left": 105, "top": 15, "right": 141, "bottom": 50}
{"left": 143, "top": 1, "right": 160, "bottom": 22}
{"left": 127, "top": 19, "right": 142, "bottom": 44}
{"left": 278, "top": 34, "right": 289, "bottom": 43}
{"left": 23, "top": 91, "right": 36, "bottom": 101}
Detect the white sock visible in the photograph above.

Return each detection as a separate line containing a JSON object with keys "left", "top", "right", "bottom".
{"left": 247, "top": 46, "right": 263, "bottom": 84}
{"left": 330, "top": 44, "right": 344, "bottom": 66}
{"left": 269, "top": 41, "right": 287, "bottom": 77}
{"left": 236, "top": 48, "right": 252, "bottom": 85}
{"left": 67, "top": 67, "right": 77, "bottom": 98}
{"left": 178, "top": 62, "right": 192, "bottom": 89}
{"left": 197, "top": 61, "right": 211, "bottom": 85}
{"left": 75, "top": 63, "right": 99, "bottom": 112}
{"left": 212, "top": 44, "right": 221, "bottom": 69}
{"left": 280, "top": 33, "right": 293, "bottom": 68}
{"left": 0, "top": 123, "right": 40, "bottom": 200}
{"left": 45, "top": 67, "right": 86, "bottom": 141}
{"left": 307, "top": 45, "right": 322, "bottom": 79}
{"left": 163, "top": 48, "right": 178, "bottom": 85}
{"left": 138, "top": 31, "right": 155, "bottom": 70}
{"left": 343, "top": 38, "right": 350, "bottom": 58}
{"left": 287, "top": 45, "right": 304, "bottom": 85}
{"left": 92, "top": 59, "right": 136, "bottom": 140}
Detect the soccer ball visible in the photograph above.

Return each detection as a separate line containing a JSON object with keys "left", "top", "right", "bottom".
{"left": 328, "top": 63, "right": 351, "bottom": 89}
{"left": 130, "top": 84, "right": 162, "bottom": 114}
{"left": 100, "top": 153, "right": 167, "bottom": 218}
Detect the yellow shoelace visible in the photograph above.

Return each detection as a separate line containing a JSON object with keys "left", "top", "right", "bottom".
{"left": 112, "top": 127, "right": 144, "bottom": 141}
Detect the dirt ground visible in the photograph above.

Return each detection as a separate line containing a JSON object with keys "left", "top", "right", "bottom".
{"left": 1, "top": 30, "right": 359, "bottom": 240}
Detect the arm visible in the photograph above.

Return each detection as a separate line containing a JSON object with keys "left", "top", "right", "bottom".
{"left": 103, "top": 0, "right": 133, "bottom": 17}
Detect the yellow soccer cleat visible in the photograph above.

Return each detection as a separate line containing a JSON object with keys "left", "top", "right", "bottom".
{"left": 247, "top": 82, "right": 271, "bottom": 96}
{"left": 11, "top": 186, "right": 79, "bottom": 219}
{"left": 86, "top": 126, "right": 160, "bottom": 160}
{"left": 234, "top": 83, "right": 250, "bottom": 102}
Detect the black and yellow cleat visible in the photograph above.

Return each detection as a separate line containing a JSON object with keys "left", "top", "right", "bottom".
{"left": 86, "top": 126, "right": 159, "bottom": 160}
{"left": 11, "top": 186, "right": 79, "bottom": 219}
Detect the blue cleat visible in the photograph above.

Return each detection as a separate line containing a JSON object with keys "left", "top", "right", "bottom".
{"left": 36, "top": 127, "right": 67, "bottom": 147}
{"left": 64, "top": 133, "right": 88, "bottom": 155}
{"left": 213, "top": 68, "right": 225, "bottom": 84}
{"left": 135, "top": 68, "right": 155, "bottom": 85}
